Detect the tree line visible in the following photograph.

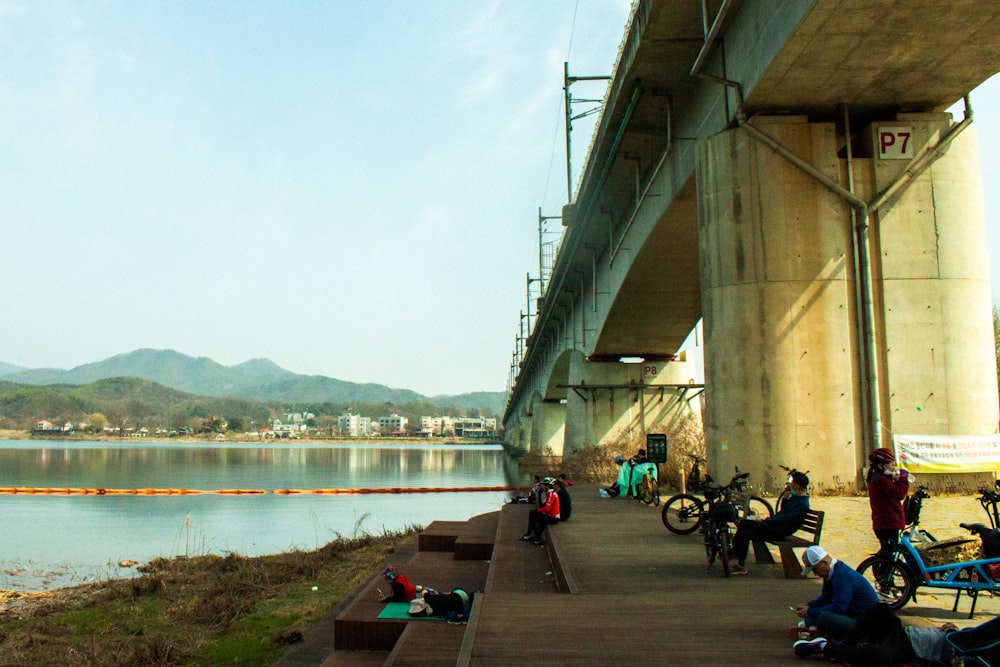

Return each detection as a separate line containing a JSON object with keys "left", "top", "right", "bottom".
{"left": 0, "top": 376, "right": 497, "bottom": 436}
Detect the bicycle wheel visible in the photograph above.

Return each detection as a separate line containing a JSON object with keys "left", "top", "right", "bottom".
{"left": 639, "top": 476, "right": 653, "bottom": 504}
{"left": 775, "top": 490, "right": 790, "bottom": 513}
{"left": 662, "top": 493, "right": 705, "bottom": 534}
{"left": 745, "top": 496, "right": 774, "bottom": 520}
{"left": 704, "top": 523, "right": 718, "bottom": 567}
{"left": 720, "top": 528, "right": 731, "bottom": 577}
{"left": 857, "top": 555, "right": 915, "bottom": 610}
{"left": 652, "top": 480, "right": 660, "bottom": 506}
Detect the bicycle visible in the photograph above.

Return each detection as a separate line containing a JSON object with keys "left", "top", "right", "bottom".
{"left": 635, "top": 463, "right": 660, "bottom": 506}
{"left": 702, "top": 495, "right": 740, "bottom": 577}
{"left": 976, "top": 480, "right": 1000, "bottom": 529}
{"left": 857, "top": 523, "right": 1000, "bottom": 618}
{"left": 661, "top": 467, "right": 774, "bottom": 534}
{"left": 902, "top": 486, "right": 936, "bottom": 543}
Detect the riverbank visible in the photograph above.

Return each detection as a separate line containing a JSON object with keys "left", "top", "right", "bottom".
{"left": 0, "top": 529, "right": 419, "bottom": 667}
{"left": 0, "top": 429, "right": 497, "bottom": 446}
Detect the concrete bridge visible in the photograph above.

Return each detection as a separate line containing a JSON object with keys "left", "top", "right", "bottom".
{"left": 504, "top": 0, "right": 1000, "bottom": 489}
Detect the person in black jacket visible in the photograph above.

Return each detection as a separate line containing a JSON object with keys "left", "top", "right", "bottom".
{"left": 730, "top": 471, "right": 810, "bottom": 574}
{"left": 555, "top": 478, "right": 572, "bottom": 521}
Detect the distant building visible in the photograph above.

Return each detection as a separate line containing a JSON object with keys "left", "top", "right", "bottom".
{"left": 420, "top": 416, "right": 455, "bottom": 436}
{"left": 454, "top": 416, "right": 498, "bottom": 438}
{"left": 379, "top": 413, "right": 408, "bottom": 435}
{"left": 33, "top": 420, "right": 73, "bottom": 435}
{"left": 338, "top": 413, "right": 371, "bottom": 437}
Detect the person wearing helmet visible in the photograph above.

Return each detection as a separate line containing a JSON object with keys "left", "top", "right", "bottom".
{"left": 866, "top": 447, "right": 909, "bottom": 560}
{"left": 376, "top": 565, "right": 417, "bottom": 603}
{"left": 520, "top": 476, "right": 560, "bottom": 544}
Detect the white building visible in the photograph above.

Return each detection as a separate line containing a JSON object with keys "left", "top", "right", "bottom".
{"left": 338, "top": 413, "right": 371, "bottom": 437}
{"left": 420, "top": 416, "right": 455, "bottom": 435}
{"left": 379, "top": 413, "right": 408, "bottom": 434}
{"left": 454, "top": 416, "right": 498, "bottom": 438}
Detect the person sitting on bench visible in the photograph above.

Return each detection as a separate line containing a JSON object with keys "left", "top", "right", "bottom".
{"left": 731, "top": 472, "right": 811, "bottom": 574}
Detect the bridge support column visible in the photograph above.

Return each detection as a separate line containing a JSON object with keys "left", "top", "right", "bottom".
{"left": 697, "top": 114, "right": 997, "bottom": 491}
{"left": 563, "top": 353, "right": 699, "bottom": 455}
{"left": 530, "top": 401, "right": 565, "bottom": 457}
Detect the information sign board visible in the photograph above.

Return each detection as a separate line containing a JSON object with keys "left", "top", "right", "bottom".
{"left": 646, "top": 433, "right": 667, "bottom": 464}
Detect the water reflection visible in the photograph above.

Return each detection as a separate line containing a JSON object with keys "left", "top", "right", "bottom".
{"left": 0, "top": 441, "right": 523, "bottom": 591}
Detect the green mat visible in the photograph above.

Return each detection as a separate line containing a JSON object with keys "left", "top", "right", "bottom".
{"left": 376, "top": 601, "right": 442, "bottom": 620}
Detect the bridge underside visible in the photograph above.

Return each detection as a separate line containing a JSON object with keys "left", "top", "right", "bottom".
{"left": 505, "top": 0, "right": 1000, "bottom": 491}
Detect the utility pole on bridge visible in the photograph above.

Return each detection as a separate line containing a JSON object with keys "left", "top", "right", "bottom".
{"left": 564, "top": 62, "right": 611, "bottom": 202}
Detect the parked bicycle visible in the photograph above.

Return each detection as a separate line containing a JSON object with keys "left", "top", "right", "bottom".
{"left": 902, "top": 486, "right": 936, "bottom": 543}
{"left": 977, "top": 480, "right": 1000, "bottom": 530}
{"left": 661, "top": 466, "right": 773, "bottom": 534}
{"left": 702, "top": 491, "right": 741, "bottom": 577}
{"left": 857, "top": 521, "right": 1000, "bottom": 618}
{"left": 634, "top": 461, "right": 660, "bottom": 506}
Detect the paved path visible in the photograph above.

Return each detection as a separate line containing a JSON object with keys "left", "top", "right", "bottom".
{"left": 281, "top": 484, "right": 999, "bottom": 666}
{"left": 461, "top": 485, "right": 998, "bottom": 665}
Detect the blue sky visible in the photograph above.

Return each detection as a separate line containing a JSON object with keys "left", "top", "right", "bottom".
{"left": 2, "top": 2, "right": 999, "bottom": 397}
{"left": 0, "top": 1, "right": 631, "bottom": 396}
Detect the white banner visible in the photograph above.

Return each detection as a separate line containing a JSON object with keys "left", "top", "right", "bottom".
{"left": 893, "top": 434, "right": 1000, "bottom": 473}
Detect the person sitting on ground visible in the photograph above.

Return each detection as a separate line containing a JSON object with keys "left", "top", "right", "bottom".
{"left": 603, "top": 455, "right": 630, "bottom": 498}
{"left": 521, "top": 477, "right": 560, "bottom": 544}
{"left": 555, "top": 478, "right": 572, "bottom": 521}
{"left": 407, "top": 587, "right": 475, "bottom": 624}
{"left": 377, "top": 565, "right": 417, "bottom": 602}
{"left": 793, "top": 602, "right": 957, "bottom": 665}
{"left": 793, "top": 546, "right": 879, "bottom": 640}
{"left": 730, "top": 471, "right": 811, "bottom": 574}
{"left": 558, "top": 473, "right": 574, "bottom": 487}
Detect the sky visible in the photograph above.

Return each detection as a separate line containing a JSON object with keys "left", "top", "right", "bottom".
{"left": 2, "top": 2, "right": 1000, "bottom": 398}
{"left": 0, "top": 1, "right": 632, "bottom": 396}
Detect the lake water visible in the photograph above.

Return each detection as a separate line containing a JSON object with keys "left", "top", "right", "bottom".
{"left": 0, "top": 440, "right": 524, "bottom": 591}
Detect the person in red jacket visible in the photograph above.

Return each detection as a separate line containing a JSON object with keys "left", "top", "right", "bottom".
{"left": 376, "top": 565, "right": 417, "bottom": 602}
{"left": 866, "top": 447, "right": 909, "bottom": 559}
{"left": 520, "top": 477, "right": 560, "bottom": 545}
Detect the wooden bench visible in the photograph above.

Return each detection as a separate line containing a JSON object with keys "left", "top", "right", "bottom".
{"left": 751, "top": 509, "right": 825, "bottom": 578}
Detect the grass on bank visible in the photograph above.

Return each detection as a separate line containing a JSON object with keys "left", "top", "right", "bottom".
{"left": 0, "top": 528, "right": 419, "bottom": 667}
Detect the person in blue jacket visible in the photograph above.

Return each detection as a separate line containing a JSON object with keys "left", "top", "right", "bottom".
{"left": 794, "top": 546, "right": 879, "bottom": 640}
{"left": 730, "top": 471, "right": 811, "bottom": 574}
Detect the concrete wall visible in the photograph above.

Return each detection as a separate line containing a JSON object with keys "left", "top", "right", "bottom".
{"left": 698, "top": 115, "right": 861, "bottom": 490}
{"left": 868, "top": 115, "right": 999, "bottom": 438}
{"left": 563, "top": 352, "right": 699, "bottom": 455}
{"left": 530, "top": 399, "right": 566, "bottom": 457}
{"left": 697, "top": 113, "right": 999, "bottom": 491}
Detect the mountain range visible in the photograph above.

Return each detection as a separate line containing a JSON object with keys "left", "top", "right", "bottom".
{"left": 0, "top": 349, "right": 505, "bottom": 415}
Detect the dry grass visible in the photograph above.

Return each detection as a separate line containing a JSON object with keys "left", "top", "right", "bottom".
{"left": 0, "top": 529, "right": 419, "bottom": 667}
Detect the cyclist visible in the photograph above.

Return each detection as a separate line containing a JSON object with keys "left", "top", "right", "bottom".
{"left": 730, "top": 471, "right": 811, "bottom": 574}
{"left": 867, "top": 448, "right": 909, "bottom": 560}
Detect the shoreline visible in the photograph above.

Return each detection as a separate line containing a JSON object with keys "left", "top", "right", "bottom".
{"left": 0, "top": 429, "right": 500, "bottom": 446}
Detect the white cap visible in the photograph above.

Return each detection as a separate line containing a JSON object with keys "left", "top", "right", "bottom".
{"left": 801, "top": 545, "right": 828, "bottom": 577}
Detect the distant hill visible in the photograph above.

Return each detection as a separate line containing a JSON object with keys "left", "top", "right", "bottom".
{"left": 0, "top": 362, "right": 26, "bottom": 377}
{"left": 0, "top": 349, "right": 505, "bottom": 415}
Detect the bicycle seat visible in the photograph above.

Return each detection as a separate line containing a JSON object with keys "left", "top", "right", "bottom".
{"left": 960, "top": 522, "right": 991, "bottom": 534}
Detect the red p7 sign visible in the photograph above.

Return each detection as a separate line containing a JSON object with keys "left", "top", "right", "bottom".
{"left": 878, "top": 127, "right": 913, "bottom": 159}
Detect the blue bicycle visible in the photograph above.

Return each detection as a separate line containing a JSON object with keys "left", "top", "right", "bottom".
{"left": 857, "top": 525, "right": 1000, "bottom": 618}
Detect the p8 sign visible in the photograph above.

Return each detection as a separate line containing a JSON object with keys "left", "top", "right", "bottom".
{"left": 877, "top": 127, "right": 913, "bottom": 160}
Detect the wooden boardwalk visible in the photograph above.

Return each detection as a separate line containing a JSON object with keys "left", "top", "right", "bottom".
{"left": 275, "top": 484, "right": 998, "bottom": 667}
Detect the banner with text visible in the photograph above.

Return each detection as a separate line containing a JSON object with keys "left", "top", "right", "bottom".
{"left": 893, "top": 434, "right": 1000, "bottom": 473}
